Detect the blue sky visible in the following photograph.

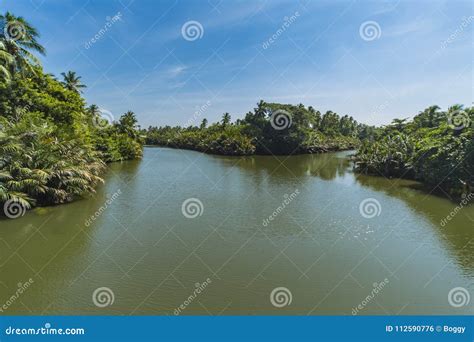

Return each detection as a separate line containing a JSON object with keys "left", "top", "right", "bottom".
{"left": 2, "top": 0, "right": 472, "bottom": 127}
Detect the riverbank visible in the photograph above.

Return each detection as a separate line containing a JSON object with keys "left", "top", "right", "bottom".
{"left": 144, "top": 135, "right": 358, "bottom": 156}
{"left": 353, "top": 105, "right": 473, "bottom": 197}
{"left": 145, "top": 101, "right": 369, "bottom": 156}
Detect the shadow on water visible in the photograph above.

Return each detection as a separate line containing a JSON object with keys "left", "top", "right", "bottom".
{"left": 211, "top": 150, "right": 473, "bottom": 276}
{"left": 213, "top": 151, "right": 351, "bottom": 182}
{"left": 355, "top": 174, "right": 474, "bottom": 276}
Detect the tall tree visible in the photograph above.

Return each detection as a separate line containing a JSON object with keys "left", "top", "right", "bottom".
{"left": 87, "top": 104, "right": 100, "bottom": 118}
{"left": 61, "top": 71, "right": 86, "bottom": 93}
{"left": 0, "top": 41, "right": 13, "bottom": 81}
{"left": 221, "top": 112, "right": 231, "bottom": 128}
{"left": 118, "top": 111, "right": 139, "bottom": 137}
{"left": 0, "top": 11, "right": 45, "bottom": 76}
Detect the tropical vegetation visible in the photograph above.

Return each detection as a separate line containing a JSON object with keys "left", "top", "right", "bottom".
{"left": 145, "top": 101, "right": 375, "bottom": 155}
{"left": 354, "top": 105, "right": 473, "bottom": 196}
{"left": 0, "top": 12, "right": 143, "bottom": 215}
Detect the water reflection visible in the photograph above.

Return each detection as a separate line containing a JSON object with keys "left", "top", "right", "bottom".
{"left": 213, "top": 150, "right": 473, "bottom": 277}
{"left": 356, "top": 174, "right": 474, "bottom": 277}
{"left": 214, "top": 151, "right": 351, "bottom": 181}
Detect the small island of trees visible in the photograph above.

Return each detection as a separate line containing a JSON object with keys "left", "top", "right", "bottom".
{"left": 145, "top": 101, "right": 375, "bottom": 155}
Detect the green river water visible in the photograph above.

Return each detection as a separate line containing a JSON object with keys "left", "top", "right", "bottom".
{"left": 0, "top": 147, "right": 473, "bottom": 315}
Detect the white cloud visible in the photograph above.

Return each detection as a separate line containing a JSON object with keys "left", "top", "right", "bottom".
{"left": 167, "top": 65, "right": 187, "bottom": 77}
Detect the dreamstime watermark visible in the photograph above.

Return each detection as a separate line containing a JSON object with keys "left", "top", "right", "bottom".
{"left": 448, "top": 287, "right": 470, "bottom": 308}
{"left": 92, "top": 108, "right": 115, "bottom": 129}
{"left": 368, "top": 99, "right": 395, "bottom": 123}
{"left": 84, "top": 12, "right": 123, "bottom": 49}
{"left": 269, "top": 109, "right": 293, "bottom": 130}
{"left": 181, "top": 197, "right": 204, "bottom": 219}
{"left": 440, "top": 193, "right": 473, "bottom": 227}
{"left": 0, "top": 278, "right": 34, "bottom": 313}
{"left": 359, "top": 21, "right": 381, "bottom": 41}
{"left": 352, "top": 278, "right": 389, "bottom": 315}
{"left": 183, "top": 100, "right": 211, "bottom": 127}
{"left": 84, "top": 189, "right": 122, "bottom": 227}
{"left": 92, "top": 287, "right": 115, "bottom": 308}
{"left": 270, "top": 287, "right": 292, "bottom": 308}
{"left": 3, "top": 199, "right": 27, "bottom": 219}
{"left": 3, "top": 20, "right": 25, "bottom": 41}
{"left": 4, "top": 323, "right": 85, "bottom": 336}
{"left": 181, "top": 21, "right": 204, "bottom": 41}
{"left": 262, "top": 11, "right": 300, "bottom": 50}
{"left": 29, "top": 0, "right": 45, "bottom": 10}
{"left": 447, "top": 109, "right": 471, "bottom": 130}
{"left": 174, "top": 278, "right": 212, "bottom": 315}
{"left": 262, "top": 189, "right": 299, "bottom": 226}
{"left": 359, "top": 198, "right": 382, "bottom": 219}
{"left": 441, "top": 16, "right": 474, "bottom": 50}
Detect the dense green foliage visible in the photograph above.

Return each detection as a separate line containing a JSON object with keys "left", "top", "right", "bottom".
{"left": 0, "top": 12, "right": 142, "bottom": 214}
{"left": 146, "top": 101, "right": 373, "bottom": 155}
{"left": 354, "top": 105, "right": 474, "bottom": 196}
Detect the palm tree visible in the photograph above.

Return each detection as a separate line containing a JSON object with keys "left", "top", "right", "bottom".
{"left": 390, "top": 118, "right": 408, "bottom": 132}
{"left": 61, "top": 71, "right": 86, "bottom": 93}
{"left": 200, "top": 118, "right": 208, "bottom": 129}
{"left": 221, "top": 112, "right": 231, "bottom": 128}
{"left": 414, "top": 105, "right": 441, "bottom": 128}
{"left": 87, "top": 104, "right": 100, "bottom": 117}
{"left": 118, "top": 111, "right": 139, "bottom": 138}
{"left": 0, "top": 41, "right": 13, "bottom": 81}
{"left": 0, "top": 12, "right": 45, "bottom": 75}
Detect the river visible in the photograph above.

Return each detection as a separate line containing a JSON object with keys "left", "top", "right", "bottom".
{"left": 0, "top": 147, "right": 472, "bottom": 315}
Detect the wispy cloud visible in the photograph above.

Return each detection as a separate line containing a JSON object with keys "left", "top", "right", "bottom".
{"left": 167, "top": 65, "right": 187, "bottom": 77}
{"left": 384, "top": 18, "right": 436, "bottom": 38}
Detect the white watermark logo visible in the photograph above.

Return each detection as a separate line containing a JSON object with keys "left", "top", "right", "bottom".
{"left": 181, "top": 21, "right": 204, "bottom": 41}
{"left": 448, "top": 287, "right": 470, "bottom": 308}
{"left": 92, "top": 287, "right": 115, "bottom": 308}
{"left": 359, "top": 198, "right": 382, "bottom": 219}
{"left": 0, "top": 278, "right": 34, "bottom": 313}
{"left": 263, "top": 189, "right": 299, "bottom": 226}
{"left": 3, "top": 199, "right": 27, "bottom": 219}
{"left": 270, "top": 287, "right": 292, "bottom": 308}
{"left": 441, "top": 16, "right": 474, "bottom": 49}
{"left": 183, "top": 100, "right": 211, "bottom": 127}
{"left": 4, "top": 21, "right": 25, "bottom": 41}
{"left": 270, "top": 109, "right": 293, "bottom": 130}
{"left": 92, "top": 108, "right": 115, "bottom": 129}
{"left": 447, "top": 110, "right": 470, "bottom": 130}
{"left": 84, "top": 12, "right": 123, "bottom": 49}
{"left": 352, "top": 278, "right": 389, "bottom": 315}
{"left": 359, "top": 21, "right": 381, "bottom": 41}
{"left": 181, "top": 198, "right": 204, "bottom": 218}
{"left": 262, "top": 12, "right": 300, "bottom": 50}
{"left": 85, "top": 189, "right": 121, "bottom": 227}
{"left": 440, "top": 193, "right": 473, "bottom": 227}
{"left": 4, "top": 323, "right": 85, "bottom": 336}
{"left": 174, "top": 278, "right": 212, "bottom": 315}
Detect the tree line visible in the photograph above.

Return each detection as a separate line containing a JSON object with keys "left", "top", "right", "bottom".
{"left": 145, "top": 101, "right": 376, "bottom": 155}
